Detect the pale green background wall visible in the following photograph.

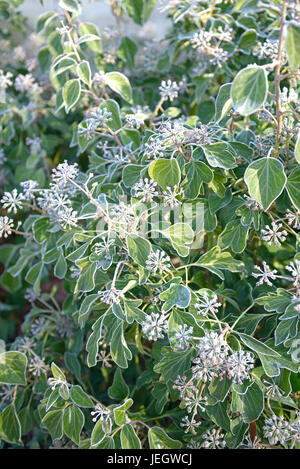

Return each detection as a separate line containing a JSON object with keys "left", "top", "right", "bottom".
{"left": 20, "top": 0, "right": 170, "bottom": 40}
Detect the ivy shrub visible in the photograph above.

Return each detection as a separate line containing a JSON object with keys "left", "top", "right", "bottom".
{"left": 0, "top": 0, "right": 300, "bottom": 450}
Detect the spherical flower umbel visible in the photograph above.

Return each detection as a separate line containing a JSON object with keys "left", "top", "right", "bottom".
{"left": 170, "top": 324, "right": 194, "bottom": 350}
{"left": 28, "top": 355, "right": 48, "bottom": 377}
{"left": 133, "top": 178, "right": 159, "bottom": 203}
{"left": 15, "top": 73, "right": 36, "bottom": 93}
{"left": 91, "top": 403, "right": 111, "bottom": 422}
{"left": 261, "top": 222, "right": 287, "bottom": 246}
{"left": 0, "top": 70, "right": 13, "bottom": 90}
{"left": 56, "top": 207, "right": 78, "bottom": 230}
{"left": 195, "top": 293, "right": 222, "bottom": 316}
{"left": 20, "top": 180, "right": 39, "bottom": 200}
{"left": 192, "top": 358, "right": 218, "bottom": 383}
{"left": 263, "top": 414, "right": 292, "bottom": 446}
{"left": 201, "top": 428, "right": 226, "bottom": 449}
{"left": 252, "top": 261, "right": 278, "bottom": 286}
{"left": 286, "top": 260, "right": 300, "bottom": 287}
{"left": 290, "top": 412, "right": 300, "bottom": 443}
{"left": 180, "top": 415, "right": 201, "bottom": 435}
{"left": 0, "top": 216, "right": 14, "bottom": 238}
{"left": 159, "top": 79, "right": 179, "bottom": 102}
{"left": 145, "top": 250, "right": 171, "bottom": 275}
{"left": 141, "top": 312, "right": 168, "bottom": 341}
{"left": 162, "top": 186, "right": 182, "bottom": 208}
{"left": 1, "top": 189, "right": 24, "bottom": 214}
{"left": 98, "top": 286, "right": 125, "bottom": 305}
{"left": 226, "top": 350, "right": 254, "bottom": 384}
{"left": 285, "top": 209, "right": 300, "bottom": 230}
{"left": 195, "top": 332, "right": 229, "bottom": 375}
{"left": 51, "top": 161, "right": 79, "bottom": 187}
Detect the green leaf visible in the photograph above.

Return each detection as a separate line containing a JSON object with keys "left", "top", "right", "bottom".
{"left": 46, "top": 388, "right": 60, "bottom": 411}
{"left": 168, "top": 309, "right": 204, "bottom": 340}
{"left": 75, "top": 257, "right": 97, "bottom": 293}
{"left": 122, "top": 164, "right": 143, "bottom": 187}
{"left": 118, "top": 36, "right": 138, "bottom": 69}
{"left": 0, "top": 404, "right": 22, "bottom": 444}
{"left": 238, "top": 29, "right": 257, "bottom": 52}
{"left": 54, "top": 248, "right": 67, "bottom": 279}
{"left": 77, "top": 61, "right": 91, "bottom": 87}
{"left": 91, "top": 420, "right": 105, "bottom": 447}
{"left": 38, "top": 46, "right": 51, "bottom": 73}
{"left": 63, "top": 79, "right": 81, "bottom": 113}
{"left": 33, "top": 217, "right": 50, "bottom": 243}
{"left": 285, "top": 23, "right": 300, "bottom": 71}
{"left": 18, "top": 407, "right": 34, "bottom": 435}
{"left": 64, "top": 352, "right": 82, "bottom": 383}
{"left": 148, "top": 426, "right": 182, "bottom": 449}
{"left": 164, "top": 223, "right": 194, "bottom": 249}
{"left": 42, "top": 409, "right": 64, "bottom": 441}
{"left": 244, "top": 157, "right": 286, "bottom": 210}
{"left": 96, "top": 435, "right": 115, "bottom": 448}
{"left": 108, "top": 368, "right": 129, "bottom": 400}
{"left": 99, "top": 99, "right": 122, "bottom": 131}
{"left": 58, "top": 0, "right": 81, "bottom": 14}
{"left": 105, "top": 72, "right": 133, "bottom": 103}
{"left": 0, "top": 351, "right": 27, "bottom": 385}
{"left": 203, "top": 143, "right": 236, "bottom": 169}
{"left": 256, "top": 288, "right": 293, "bottom": 313}
{"left": 63, "top": 404, "right": 84, "bottom": 445}
{"left": 286, "top": 167, "right": 300, "bottom": 210}
{"left": 36, "top": 11, "right": 57, "bottom": 33}
{"left": 154, "top": 347, "right": 196, "bottom": 382}
{"left": 159, "top": 283, "right": 191, "bottom": 313}
{"left": 123, "top": 0, "right": 156, "bottom": 25}
{"left": 113, "top": 398, "right": 133, "bottom": 425}
{"left": 231, "top": 65, "right": 268, "bottom": 116}
{"left": 70, "top": 385, "right": 94, "bottom": 408}
{"left": 295, "top": 131, "right": 300, "bottom": 164}
{"left": 152, "top": 382, "right": 169, "bottom": 413}
{"left": 182, "top": 161, "right": 212, "bottom": 198}
{"left": 275, "top": 318, "right": 298, "bottom": 345}
{"left": 78, "top": 294, "right": 99, "bottom": 325}
{"left": 123, "top": 300, "right": 146, "bottom": 324}
{"left": 127, "top": 234, "right": 151, "bottom": 267}
{"left": 194, "top": 246, "right": 244, "bottom": 279}
{"left": 226, "top": 418, "right": 248, "bottom": 449}
{"left": 215, "top": 82, "right": 232, "bottom": 122}
{"left": 208, "top": 377, "right": 231, "bottom": 403}
{"left": 121, "top": 424, "right": 141, "bottom": 449}
{"left": 237, "top": 332, "right": 280, "bottom": 357}
{"left": 110, "top": 320, "right": 132, "bottom": 368}
{"left": 59, "top": 383, "right": 70, "bottom": 400}
{"left": 51, "top": 362, "right": 66, "bottom": 381}
{"left": 86, "top": 315, "right": 106, "bottom": 367}
{"left": 218, "top": 219, "right": 248, "bottom": 253}
{"left": 258, "top": 341, "right": 299, "bottom": 377}
{"left": 232, "top": 382, "right": 264, "bottom": 423}
{"left": 25, "top": 261, "right": 44, "bottom": 292}
{"left": 148, "top": 158, "right": 181, "bottom": 190}
{"left": 79, "top": 23, "right": 101, "bottom": 52}
{"left": 48, "top": 31, "right": 63, "bottom": 55}
{"left": 206, "top": 401, "right": 231, "bottom": 431}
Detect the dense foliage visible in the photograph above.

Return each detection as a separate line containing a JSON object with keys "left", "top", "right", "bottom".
{"left": 0, "top": 0, "right": 300, "bottom": 450}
